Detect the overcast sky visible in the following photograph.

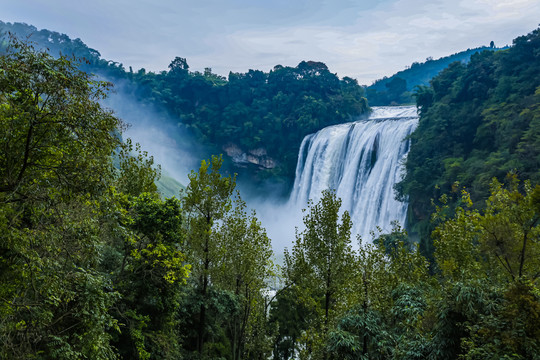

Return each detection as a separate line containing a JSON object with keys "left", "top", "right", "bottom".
{"left": 2, "top": 0, "right": 539, "bottom": 84}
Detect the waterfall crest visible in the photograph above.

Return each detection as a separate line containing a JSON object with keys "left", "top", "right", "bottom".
{"left": 289, "top": 105, "right": 418, "bottom": 241}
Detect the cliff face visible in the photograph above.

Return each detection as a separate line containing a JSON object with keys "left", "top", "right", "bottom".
{"left": 223, "top": 143, "right": 277, "bottom": 169}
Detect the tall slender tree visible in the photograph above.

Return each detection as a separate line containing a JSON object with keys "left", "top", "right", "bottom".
{"left": 182, "top": 155, "right": 236, "bottom": 355}
{"left": 285, "top": 190, "right": 356, "bottom": 360}
{"left": 214, "top": 194, "right": 274, "bottom": 360}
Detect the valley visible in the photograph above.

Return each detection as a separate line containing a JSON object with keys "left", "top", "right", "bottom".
{"left": 0, "top": 18, "right": 539, "bottom": 360}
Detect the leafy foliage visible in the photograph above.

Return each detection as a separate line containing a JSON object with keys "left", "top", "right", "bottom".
{"left": 284, "top": 190, "right": 356, "bottom": 359}
{"left": 428, "top": 178, "right": 540, "bottom": 360}
{"left": 397, "top": 27, "right": 540, "bottom": 256}
{"left": 2, "top": 20, "right": 539, "bottom": 360}
{"left": 0, "top": 36, "right": 190, "bottom": 360}
{"left": 179, "top": 155, "right": 275, "bottom": 359}
{"left": 0, "top": 36, "right": 123, "bottom": 359}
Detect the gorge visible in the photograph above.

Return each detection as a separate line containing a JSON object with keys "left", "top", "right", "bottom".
{"left": 2, "top": 19, "right": 539, "bottom": 360}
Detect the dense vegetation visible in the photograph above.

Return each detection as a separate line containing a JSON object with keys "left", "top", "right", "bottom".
{"left": 139, "top": 58, "right": 369, "bottom": 181}
{"left": 365, "top": 45, "right": 504, "bottom": 106}
{"left": 0, "top": 21, "right": 369, "bottom": 185}
{"left": 2, "top": 36, "right": 539, "bottom": 360}
{"left": 0, "top": 38, "right": 273, "bottom": 359}
{"left": 396, "top": 27, "right": 540, "bottom": 257}
{"left": 278, "top": 180, "right": 540, "bottom": 360}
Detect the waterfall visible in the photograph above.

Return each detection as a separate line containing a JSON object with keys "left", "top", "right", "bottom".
{"left": 289, "top": 105, "right": 418, "bottom": 241}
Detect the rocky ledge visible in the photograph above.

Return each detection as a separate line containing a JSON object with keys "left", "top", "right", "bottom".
{"left": 223, "top": 143, "right": 277, "bottom": 169}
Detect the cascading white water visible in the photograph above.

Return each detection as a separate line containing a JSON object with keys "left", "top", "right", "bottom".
{"left": 289, "top": 105, "right": 418, "bottom": 241}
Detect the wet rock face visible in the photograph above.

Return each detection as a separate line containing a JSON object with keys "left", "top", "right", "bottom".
{"left": 223, "top": 143, "right": 277, "bottom": 169}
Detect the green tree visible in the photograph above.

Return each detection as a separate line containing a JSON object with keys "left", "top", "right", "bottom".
{"left": 182, "top": 154, "right": 236, "bottom": 356}
{"left": 213, "top": 194, "right": 274, "bottom": 360}
{"left": 430, "top": 176, "right": 540, "bottom": 359}
{"left": 328, "top": 224, "right": 430, "bottom": 360}
{"left": 0, "top": 37, "right": 122, "bottom": 359}
{"left": 269, "top": 286, "right": 312, "bottom": 360}
{"left": 0, "top": 35, "right": 189, "bottom": 360}
{"left": 285, "top": 190, "right": 356, "bottom": 360}
{"left": 433, "top": 176, "right": 540, "bottom": 283}
{"left": 115, "top": 138, "right": 161, "bottom": 197}
{"left": 0, "top": 36, "right": 121, "bottom": 202}
{"left": 397, "top": 27, "right": 540, "bottom": 257}
{"left": 106, "top": 192, "right": 190, "bottom": 360}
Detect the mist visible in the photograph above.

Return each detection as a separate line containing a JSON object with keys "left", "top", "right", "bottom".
{"left": 249, "top": 197, "right": 305, "bottom": 259}
{"left": 100, "top": 82, "right": 412, "bottom": 260}
{"left": 101, "top": 79, "right": 205, "bottom": 187}
{"left": 100, "top": 83, "right": 410, "bottom": 259}
{"left": 100, "top": 79, "right": 304, "bottom": 257}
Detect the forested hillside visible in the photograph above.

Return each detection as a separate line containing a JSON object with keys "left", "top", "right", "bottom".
{"left": 366, "top": 45, "right": 504, "bottom": 105}
{"left": 0, "top": 21, "right": 369, "bottom": 185}
{"left": 396, "top": 27, "right": 540, "bottom": 257}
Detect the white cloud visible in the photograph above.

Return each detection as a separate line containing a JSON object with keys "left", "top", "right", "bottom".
{"left": 2, "top": 0, "right": 539, "bottom": 83}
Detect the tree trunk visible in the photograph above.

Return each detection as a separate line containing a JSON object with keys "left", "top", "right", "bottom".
{"left": 197, "top": 234, "right": 210, "bottom": 355}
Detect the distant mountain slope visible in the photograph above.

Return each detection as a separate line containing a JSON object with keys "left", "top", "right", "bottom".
{"left": 157, "top": 174, "right": 185, "bottom": 198}
{"left": 0, "top": 21, "right": 128, "bottom": 79}
{"left": 366, "top": 45, "right": 506, "bottom": 105}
